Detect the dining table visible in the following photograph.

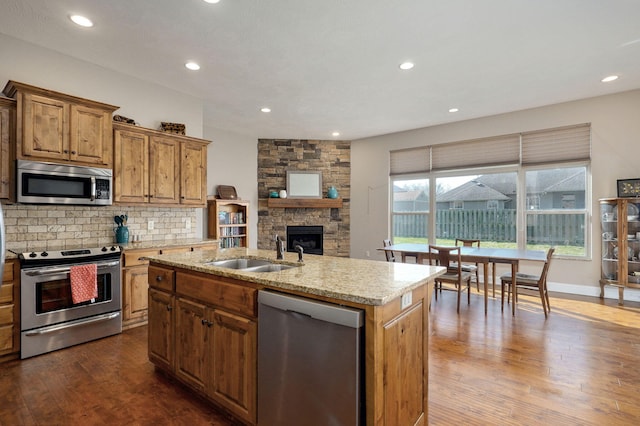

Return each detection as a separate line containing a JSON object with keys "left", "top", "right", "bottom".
{"left": 377, "top": 243, "right": 548, "bottom": 315}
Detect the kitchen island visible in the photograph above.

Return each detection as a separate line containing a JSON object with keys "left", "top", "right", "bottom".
{"left": 146, "top": 248, "right": 444, "bottom": 425}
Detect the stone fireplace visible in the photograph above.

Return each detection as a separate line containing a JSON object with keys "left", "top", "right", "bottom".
{"left": 257, "top": 139, "right": 350, "bottom": 257}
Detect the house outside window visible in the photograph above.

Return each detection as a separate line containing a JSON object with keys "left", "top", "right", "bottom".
{"left": 391, "top": 178, "right": 429, "bottom": 243}
{"left": 487, "top": 200, "right": 499, "bottom": 210}
{"left": 451, "top": 200, "right": 463, "bottom": 210}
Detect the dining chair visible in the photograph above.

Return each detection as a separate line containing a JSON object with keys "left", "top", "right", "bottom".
{"left": 382, "top": 239, "right": 396, "bottom": 262}
{"left": 427, "top": 245, "right": 473, "bottom": 313}
{"left": 454, "top": 238, "right": 481, "bottom": 291}
{"left": 500, "top": 247, "right": 555, "bottom": 318}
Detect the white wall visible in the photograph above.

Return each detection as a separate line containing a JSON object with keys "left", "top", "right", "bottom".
{"left": 351, "top": 89, "right": 640, "bottom": 302}
{"left": 203, "top": 126, "right": 258, "bottom": 248}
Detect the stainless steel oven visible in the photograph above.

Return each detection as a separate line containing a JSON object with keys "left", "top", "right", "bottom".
{"left": 18, "top": 246, "right": 122, "bottom": 359}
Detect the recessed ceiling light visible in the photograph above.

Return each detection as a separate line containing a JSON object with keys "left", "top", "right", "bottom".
{"left": 261, "top": 107, "right": 271, "bottom": 113}
{"left": 448, "top": 108, "right": 459, "bottom": 113}
{"left": 332, "top": 131, "right": 340, "bottom": 137}
{"left": 601, "top": 75, "right": 618, "bottom": 83}
{"left": 203, "top": 0, "right": 221, "bottom": 3}
{"left": 399, "top": 62, "right": 414, "bottom": 70}
{"left": 70, "top": 15, "right": 93, "bottom": 28}
{"left": 185, "top": 62, "right": 200, "bottom": 71}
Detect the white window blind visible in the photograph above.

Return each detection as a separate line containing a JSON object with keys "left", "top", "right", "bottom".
{"left": 431, "top": 134, "right": 520, "bottom": 171}
{"left": 390, "top": 147, "right": 430, "bottom": 176}
{"left": 521, "top": 123, "right": 591, "bottom": 165}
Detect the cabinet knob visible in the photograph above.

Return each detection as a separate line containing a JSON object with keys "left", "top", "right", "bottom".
{"left": 63, "top": 150, "right": 69, "bottom": 154}
{"left": 166, "top": 305, "right": 172, "bottom": 311}
{"left": 155, "top": 275, "right": 163, "bottom": 281}
{"left": 71, "top": 150, "right": 77, "bottom": 155}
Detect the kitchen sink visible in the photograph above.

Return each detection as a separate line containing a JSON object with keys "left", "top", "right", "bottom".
{"left": 204, "top": 258, "right": 299, "bottom": 272}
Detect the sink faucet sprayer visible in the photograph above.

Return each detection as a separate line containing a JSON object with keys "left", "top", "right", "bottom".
{"left": 294, "top": 245, "right": 304, "bottom": 263}
{"left": 275, "top": 235, "right": 285, "bottom": 260}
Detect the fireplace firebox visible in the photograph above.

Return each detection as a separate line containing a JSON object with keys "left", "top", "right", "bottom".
{"left": 287, "top": 226, "right": 323, "bottom": 255}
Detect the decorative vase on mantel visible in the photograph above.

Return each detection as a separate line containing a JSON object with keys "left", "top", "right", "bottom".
{"left": 327, "top": 186, "right": 339, "bottom": 199}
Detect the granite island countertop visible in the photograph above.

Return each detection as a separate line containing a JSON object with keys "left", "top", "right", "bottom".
{"left": 146, "top": 247, "right": 445, "bottom": 306}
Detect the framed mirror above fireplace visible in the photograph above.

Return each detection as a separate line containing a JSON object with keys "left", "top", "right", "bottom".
{"left": 287, "top": 171, "right": 322, "bottom": 198}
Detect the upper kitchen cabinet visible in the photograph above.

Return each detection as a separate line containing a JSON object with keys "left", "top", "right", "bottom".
{"left": 0, "top": 97, "right": 16, "bottom": 199}
{"left": 2, "top": 81, "right": 119, "bottom": 168}
{"left": 113, "top": 122, "right": 209, "bottom": 207}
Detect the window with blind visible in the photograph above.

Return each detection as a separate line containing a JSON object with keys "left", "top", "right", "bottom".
{"left": 389, "top": 123, "right": 591, "bottom": 257}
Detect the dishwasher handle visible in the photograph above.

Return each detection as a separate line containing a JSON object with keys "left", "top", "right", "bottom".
{"left": 258, "top": 290, "right": 363, "bottom": 329}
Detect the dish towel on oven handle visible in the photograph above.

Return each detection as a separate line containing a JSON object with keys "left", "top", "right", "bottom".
{"left": 70, "top": 264, "right": 98, "bottom": 304}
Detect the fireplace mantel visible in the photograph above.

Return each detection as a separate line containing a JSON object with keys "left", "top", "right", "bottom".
{"left": 266, "top": 198, "right": 343, "bottom": 208}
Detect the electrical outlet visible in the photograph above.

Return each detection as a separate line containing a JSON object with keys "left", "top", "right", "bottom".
{"left": 185, "top": 218, "right": 191, "bottom": 230}
{"left": 365, "top": 250, "right": 370, "bottom": 257}
{"left": 401, "top": 292, "right": 412, "bottom": 310}
{"left": 148, "top": 220, "right": 154, "bottom": 230}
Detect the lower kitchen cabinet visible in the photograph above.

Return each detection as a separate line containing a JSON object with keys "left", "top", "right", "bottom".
{"left": 148, "top": 287, "right": 174, "bottom": 371}
{"left": 123, "top": 243, "right": 217, "bottom": 329}
{"left": 0, "top": 259, "right": 20, "bottom": 361}
{"left": 148, "top": 266, "right": 257, "bottom": 424}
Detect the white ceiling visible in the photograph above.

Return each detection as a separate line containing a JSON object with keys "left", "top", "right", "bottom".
{"left": 2, "top": 0, "right": 639, "bottom": 140}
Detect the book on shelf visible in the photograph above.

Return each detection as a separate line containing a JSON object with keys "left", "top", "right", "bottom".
{"left": 217, "top": 211, "right": 244, "bottom": 225}
{"left": 219, "top": 237, "right": 243, "bottom": 248}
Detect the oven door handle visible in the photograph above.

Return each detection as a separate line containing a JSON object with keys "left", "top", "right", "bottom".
{"left": 23, "top": 260, "right": 121, "bottom": 277}
{"left": 24, "top": 312, "right": 121, "bottom": 336}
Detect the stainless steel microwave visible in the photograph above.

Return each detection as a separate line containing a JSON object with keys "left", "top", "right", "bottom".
{"left": 17, "top": 160, "right": 112, "bottom": 206}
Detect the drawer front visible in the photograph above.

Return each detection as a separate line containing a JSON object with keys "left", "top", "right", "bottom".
{"left": 0, "top": 283, "right": 14, "bottom": 304}
{"left": 176, "top": 272, "right": 256, "bottom": 318}
{"left": 0, "top": 304, "right": 13, "bottom": 325}
{"left": 160, "top": 247, "right": 190, "bottom": 255}
{"left": 148, "top": 266, "right": 175, "bottom": 292}
{"left": 190, "top": 243, "right": 217, "bottom": 252}
{"left": 124, "top": 249, "right": 160, "bottom": 267}
{"left": 2, "top": 261, "right": 15, "bottom": 283}
{"left": 0, "top": 324, "right": 14, "bottom": 352}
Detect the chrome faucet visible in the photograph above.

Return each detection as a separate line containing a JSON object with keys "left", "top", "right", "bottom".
{"left": 275, "top": 235, "right": 285, "bottom": 260}
{"left": 294, "top": 244, "right": 304, "bottom": 262}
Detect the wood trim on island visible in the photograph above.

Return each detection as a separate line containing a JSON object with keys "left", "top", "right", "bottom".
{"left": 266, "top": 197, "right": 343, "bottom": 208}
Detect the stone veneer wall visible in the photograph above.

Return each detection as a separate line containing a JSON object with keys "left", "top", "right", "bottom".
{"left": 2, "top": 204, "right": 198, "bottom": 252}
{"left": 257, "top": 139, "right": 350, "bottom": 257}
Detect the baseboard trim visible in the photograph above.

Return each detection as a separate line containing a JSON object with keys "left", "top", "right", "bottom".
{"left": 547, "top": 281, "right": 640, "bottom": 303}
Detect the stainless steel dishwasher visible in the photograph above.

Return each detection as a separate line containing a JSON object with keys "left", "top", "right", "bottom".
{"left": 257, "top": 290, "right": 364, "bottom": 426}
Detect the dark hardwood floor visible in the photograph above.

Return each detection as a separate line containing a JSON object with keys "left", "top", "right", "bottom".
{"left": 1, "top": 290, "right": 639, "bottom": 425}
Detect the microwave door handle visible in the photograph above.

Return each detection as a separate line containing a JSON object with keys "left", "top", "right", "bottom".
{"left": 90, "top": 176, "right": 96, "bottom": 201}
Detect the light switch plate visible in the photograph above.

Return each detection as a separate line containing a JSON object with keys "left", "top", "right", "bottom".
{"left": 148, "top": 220, "right": 154, "bottom": 230}
{"left": 401, "top": 292, "right": 412, "bottom": 310}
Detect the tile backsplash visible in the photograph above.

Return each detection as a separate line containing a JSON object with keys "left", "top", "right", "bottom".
{"left": 2, "top": 204, "right": 198, "bottom": 252}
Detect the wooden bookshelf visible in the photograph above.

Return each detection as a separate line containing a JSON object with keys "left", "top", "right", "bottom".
{"left": 207, "top": 199, "right": 249, "bottom": 248}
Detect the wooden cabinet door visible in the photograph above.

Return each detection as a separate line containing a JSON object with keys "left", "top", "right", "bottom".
{"left": 21, "top": 93, "right": 69, "bottom": 161}
{"left": 175, "top": 297, "right": 208, "bottom": 391}
{"left": 123, "top": 265, "right": 149, "bottom": 324}
{"left": 0, "top": 260, "right": 19, "bottom": 357}
{"left": 148, "top": 289, "right": 174, "bottom": 371}
{"left": 149, "top": 135, "right": 180, "bottom": 204}
{"left": 383, "top": 302, "right": 426, "bottom": 425}
{"left": 208, "top": 309, "right": 257, "bottom": 424}
{"left": 114, "top": 128, "right": 149, "bottom": 203}
{"left": 70, "top": 104, "right": 112, "bottom": 166}
{"left": 0, "top": 99, "right": 14, "bottom": 199}
{"left": 180, "top": 141, "right": 207, "bottom": 205}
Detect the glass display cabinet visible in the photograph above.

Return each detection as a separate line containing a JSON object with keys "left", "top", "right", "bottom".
{"left": 599, "top": 197, "right": 640, "bottom": 305}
